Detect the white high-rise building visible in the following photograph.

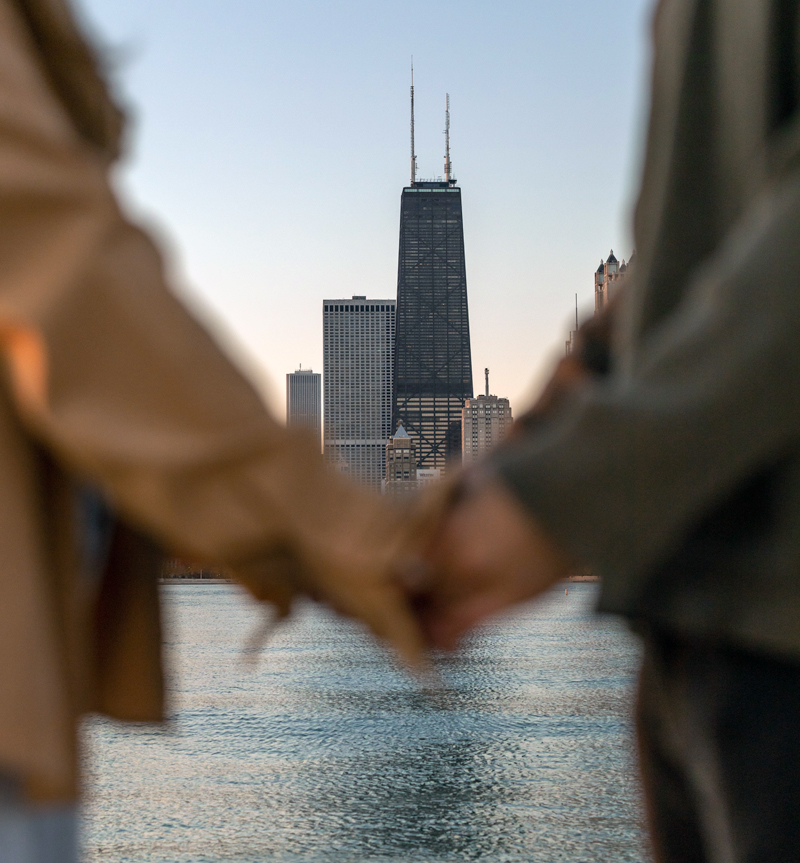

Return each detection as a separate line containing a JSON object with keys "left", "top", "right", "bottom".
{"left": 286, "top": 368, "right": 321, "bottom": 447}
{"left": 323, "top": 296, "right": 395, "bottom": 489}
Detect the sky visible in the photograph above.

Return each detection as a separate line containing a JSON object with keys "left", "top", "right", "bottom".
{"left": 75, "top": 0, "right": 655, "bottom": 417}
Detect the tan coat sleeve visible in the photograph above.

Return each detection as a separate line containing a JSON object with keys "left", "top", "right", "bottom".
{"left": 0, "top": 1, "right": 424, "bottom": 665}
{"left": 0, "top": 6, "right": 299, "bottom": 561}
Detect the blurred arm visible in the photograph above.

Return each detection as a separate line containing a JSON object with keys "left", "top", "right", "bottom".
{"left": 489, "top": 176, "right": 800, "bottom": 605}
{"left": 0, "top": 0, "right": 424, "bottom": 664}
{"left": 513, "top": 292, "right": 620, "bottom": 434}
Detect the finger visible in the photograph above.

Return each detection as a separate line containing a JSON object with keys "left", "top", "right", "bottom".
{"left": 425, "top": 591, "right": 515, "bottom": 651}
{"left": 393, "top": 553, "right": 434, "bottom": 593}
{"left": 341, "top": 581, "right": 431, "bottom": 674}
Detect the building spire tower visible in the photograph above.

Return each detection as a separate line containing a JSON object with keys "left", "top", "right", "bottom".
{"left": 444, "top": 93, "right": 452, "bottom": 182}
{"left": 410, "top": 60, "right": 417, "bottom": 185}
{"left": 394, "top": 78, "right": 473, "bottom": 472}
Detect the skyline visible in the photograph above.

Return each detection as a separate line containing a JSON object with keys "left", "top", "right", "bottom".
{"left": 77, "top": 0, "right": 653, "bottom": 416}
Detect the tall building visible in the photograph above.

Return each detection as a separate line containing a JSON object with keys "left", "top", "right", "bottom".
{"left": 383, "top": 423, "right": 418, "bottom": 498}
{"left": 393, "top": 88, "right": 473, "bottom": 472}
{"left": 462, "top": 370, "right": 513, "bottom": 464}
{"left": 323, "top": 296, "right": 395, "bottom": 489}
{"left": 594, "top": 249, "right": 634, "bottom": 314}
{"left": 565, "top": 295, "right": 579, "bottom": 356}
{"left": 286, "top": 367, "right": 321, "bottom": 444}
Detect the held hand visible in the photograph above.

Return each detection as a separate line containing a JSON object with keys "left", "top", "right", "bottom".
{"left": 414, "top": 476, "right": 571, "bottom": 651}
{"left": 232, "top": 513, "right": 429, "bottom": 674}
{"left": 296, "top": 496, "right": 430, "bottom": 673}
{"left": 225, "top": 430, "right": 430, "bottom": 673}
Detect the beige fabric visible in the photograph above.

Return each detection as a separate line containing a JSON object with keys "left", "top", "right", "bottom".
{"left": 5, "top": 0, "right": 123, "bottom": 158}
{"left": 0, "top": 0, "right": 424, "bottom": 802}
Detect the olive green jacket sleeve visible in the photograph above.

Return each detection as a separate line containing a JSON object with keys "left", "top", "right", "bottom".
{"left": 491, "top": 0, "right": 800, "bottom": 655}
{"left": 493, "top": 175, "right": 800, "bottom": 610}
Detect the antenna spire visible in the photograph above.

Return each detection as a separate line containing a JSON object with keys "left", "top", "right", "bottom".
{"left": 485, "top": 367, "right": 489, "bottom": 397}
{"left": 444, "top": 93, "right": 452, "bottom": 182}
{"left": 410, "top": 59, "right": 417, "bottom": 185}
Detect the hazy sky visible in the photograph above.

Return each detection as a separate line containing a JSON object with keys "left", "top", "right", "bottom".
{"left": 76, "top": 0, "right": 654, "bottom": 416}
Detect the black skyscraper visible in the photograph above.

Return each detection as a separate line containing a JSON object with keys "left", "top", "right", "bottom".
{"left": 393, "top": 178, "right": 473, "bottom": 470}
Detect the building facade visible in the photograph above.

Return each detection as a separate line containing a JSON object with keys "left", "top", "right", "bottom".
{"left": 416, "top": 468, "right": 441, "bottom": 487}
{"left": 594, "top": 250, "right": 634, "bottom": 314}
{"left": 383, "top": 423, "right": 417, "bottom": 497}
{"left": 462, "top": 394, "right": 513, "bottom": 464}
{"left": 393, "top": 180, "right": 473, "bottom": 473}
{"left": 286, "top": 368, "right": 321, "bottom": 444}
{"left": 323, "top": 296, "right": 395, "bottom": 489}
{"left": 565, "top": 297, "right": 579, "bottom": 356}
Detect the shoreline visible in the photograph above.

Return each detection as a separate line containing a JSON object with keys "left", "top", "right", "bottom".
{"left": 160, "top": 578, "right": 232, "bottom": 585}
{"left": 160, "top": 576, "right": 600, "bottom": 586}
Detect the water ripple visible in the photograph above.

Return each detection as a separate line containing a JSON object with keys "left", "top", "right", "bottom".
{"left": 82, "top": 583, "right": 648, "bottom": 862}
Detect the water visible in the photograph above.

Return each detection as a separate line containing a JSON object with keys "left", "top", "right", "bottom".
{"left": 82, "top": 583, "right": 648, "bottom": 862}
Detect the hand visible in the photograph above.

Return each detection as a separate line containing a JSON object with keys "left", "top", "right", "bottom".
{"left": 511, "top": 290, "right": 619, "bottom": 436}
{"left": 414, "top": 474, "right": 571, "bottom": 650}
{"left": 225, "top": 430, "right": 430, "bottom": 673}
{"left": 294, "top": 489, "right": 430, "bottom": 672}
{"left": 232, "top": 510, "right": 430, "bottom": 673}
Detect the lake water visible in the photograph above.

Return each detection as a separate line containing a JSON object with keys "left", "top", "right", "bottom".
{"left": 81, "top": 583, "right": 648, "bottom": 862}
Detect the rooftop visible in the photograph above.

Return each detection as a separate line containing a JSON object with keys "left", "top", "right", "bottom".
{"left": 406, "top": 179, "right": 458, "bottom": 190}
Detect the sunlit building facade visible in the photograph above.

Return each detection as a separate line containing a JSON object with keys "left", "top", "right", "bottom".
{"left": 461, "top": 394, "right": 513, "bottom": 464}
{"left": 594, "top": 250, "right": 634, "bottom": 314}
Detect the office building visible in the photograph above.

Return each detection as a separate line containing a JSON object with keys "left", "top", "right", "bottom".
{"left": 323, "top": 296, "right": 395, "bottom": 489}
{"left": 393, "top": 88, "right": 473, "bottom": 472}
{"left": 462, "top": 370, "right": 513, "bottom": 464}
{"left": 286, "top": 367, "right": 321, "bottom": 444}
